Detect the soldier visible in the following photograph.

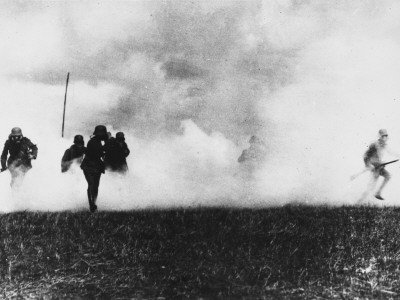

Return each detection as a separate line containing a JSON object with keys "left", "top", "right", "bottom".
{"left": 61, "top": 135, "right": 86, "bottom": 173}
{"left": 363, "top": 129, "right": 398, "bottom": 200}
{"left": 80, "top": 125, "right": 108, "bottom": 212}
{"left": 104, "top": 132, "right": 130, "bottom": 174}
{"left": 1, "top": 127, "right": 38, "bottom": 188}
{"left": 238, "top": 135, "right": 267, "bottom": 164}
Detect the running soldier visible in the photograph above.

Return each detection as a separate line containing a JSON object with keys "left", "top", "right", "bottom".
{"left": 104, "top": 132, "right": 130, "bottom": 174}
{"left": 1, "top": 127, "right": 38, "bottom": 188}
{"left": 363, "top": 129, "right": 398, "bottom": 200}
{"left": 61, "top": 135, "right": 86, "bottom": 173}
{"left": 80, "top": 125, "right": 108, "bottom": 212}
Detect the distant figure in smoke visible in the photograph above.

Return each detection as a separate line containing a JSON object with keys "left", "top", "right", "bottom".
{"left": 0, "top": 127, "right": 38, "bottom": 188}
{"left": 238, "top": 136, "right": 267, "bottom": 164}
{"left": 61, "top": 135, "right": 86, "bottom": 173}
{"left": 362, "top": 129, "right": 399, "bottom": 200}
{"left": 104, "top": 132, "right": 130, "bottom": 174}
{"left": 80, "top": 125, "right": 108, "bottom": 212}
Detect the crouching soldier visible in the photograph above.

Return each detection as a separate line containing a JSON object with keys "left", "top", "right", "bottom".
{"left": 61, "top": 135, "right": 86, "bottom": 173}
{"left": 81, "top": 125, "right": 108, "bottom": 212}
{"left": 104, "top": 132, "right": 130, "bottom": 174}
{"left": 1, "top": 127, "right": 38, "bottom": 188}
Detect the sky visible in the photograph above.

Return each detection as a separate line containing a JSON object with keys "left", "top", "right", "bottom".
{"left": 1, "top": 0, "right": 400, "bottom": 211}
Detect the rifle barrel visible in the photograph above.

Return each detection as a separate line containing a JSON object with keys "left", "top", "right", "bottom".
{"left": 380, "top": 159, "right": 399, "bottom": 166}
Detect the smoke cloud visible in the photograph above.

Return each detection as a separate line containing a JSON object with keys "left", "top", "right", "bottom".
{"left": 0, "top": 0, "right": 400, "bottom": 211}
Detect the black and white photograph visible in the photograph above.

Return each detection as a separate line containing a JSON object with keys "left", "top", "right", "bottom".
{"left": 1, "top": 0, "right": 400, "bottom": 298}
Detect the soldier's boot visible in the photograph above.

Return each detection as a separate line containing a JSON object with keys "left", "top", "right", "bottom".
{"left": 87, "top": 189, "right": 96, "bottom": 213}
{"left": 92, "top": 189, "right": 98, "bottom": 212}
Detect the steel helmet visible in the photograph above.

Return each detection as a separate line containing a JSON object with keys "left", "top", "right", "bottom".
{"left": 73, "top": 135, "right": 84, "bottom": 145}
{"left": 116, "top": 132, "right": 125, "bottom": 140}
{"left": 10, "top": 127, "right": 23, "bottom": 136}
{"left": 379, "top": 129, "right": 388, "bottom": 137}
{"left": 93, "top": 125, "right": 108, "bottom": 137}
{"left": 249, "top": 135, "right": 261, "bottom": 144}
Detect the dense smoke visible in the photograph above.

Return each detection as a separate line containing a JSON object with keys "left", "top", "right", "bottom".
{"left": 0, "top": 0, "right": 400, "bottom": 211}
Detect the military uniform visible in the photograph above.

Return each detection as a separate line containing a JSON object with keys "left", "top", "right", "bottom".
{"left": 104, "top": 132, "right": 130, "bottom": 174}
{"left": 364, "top": 141, "right": 389, "bottom": 178}
{"left": 363, "top": 129, "right": 392, "bottom": 200}
{"left": 61, "top": 135, "right": 86, "bottom": 173}
{"left": 1, "top": 127, "right": 38, "bottom": 187}
{"left": 81, "top": 125, "right": 108, "bottom": 212}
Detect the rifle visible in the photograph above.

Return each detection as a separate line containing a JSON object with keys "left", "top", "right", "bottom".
{"left": 350, "top": 159, "right": 399, "bottom": 181}
{"left": 375, "top": 159, "right": 399, "bottom": 169}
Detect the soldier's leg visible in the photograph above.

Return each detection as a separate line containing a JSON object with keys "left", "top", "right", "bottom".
{"left": 9, "top": 166, "right": 21, "bottom": 188}
{"left": 87, "top": 189, "right": 92, "bottom": 204}
{"left": 18, "top": 165, "right": 29, "bottom": 184}
{"left": 359, "top": 171, "right": 379, "bottom": 202}
{"left": 10, "top": 171, "right": 17, "bottom": 188}
{"left": 92, "top": 173, "right": 101, "bottom": 206}
{"left": 83, "top": 171, "right": 96, "bottom": 212}
{"left": 375, "top": 169, "right": 391, "bottom": 199}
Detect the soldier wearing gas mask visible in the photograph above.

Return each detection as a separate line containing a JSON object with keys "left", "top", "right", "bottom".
{"left": 61, "top": 135, "right": 86, "bottom": 173}
{"left": 1, "top": 127, "right": 38, "bottom": 188}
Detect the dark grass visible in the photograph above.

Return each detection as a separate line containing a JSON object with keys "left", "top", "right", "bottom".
{"left": 1, "top": 205, "right": 400, "bottom": 299}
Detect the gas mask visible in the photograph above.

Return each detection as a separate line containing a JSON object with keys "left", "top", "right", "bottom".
{"left": 11, "top": 136, "right": 22, "bottom": 143}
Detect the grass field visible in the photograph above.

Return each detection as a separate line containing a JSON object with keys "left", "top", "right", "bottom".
{"left": 1, "top": 205, "right": 400, "bottom": 299}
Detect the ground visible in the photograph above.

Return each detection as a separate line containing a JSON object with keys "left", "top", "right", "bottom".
{"left": 1, "top": 205, "right": 400, "bottom": 299}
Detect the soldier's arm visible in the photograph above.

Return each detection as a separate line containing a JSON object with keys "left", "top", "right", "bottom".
{"left": 61, "top": 149, "right": 71, "bottom": 163}
{"left": 30, "top": 145, "right": 38, "bottom": 159}
{"left": 1, "top": 140, "right": 9, "bottom": 169}
{"left": 363, "top": 144, "right": 375, "bottom": 167}
{"left": 124, "top": 144, "right": 130, "bottom": 157}
{"left": 61, "top": 151, "right": 72, "bottom": 172}
{"left": 93, "top": 140, "right": 105, "bottom": 159}
{"left": 363, "top": 155, "right": 369, "bottom": 167}
{"left": 25, "top": 138, "right": 38, "bottom": 159}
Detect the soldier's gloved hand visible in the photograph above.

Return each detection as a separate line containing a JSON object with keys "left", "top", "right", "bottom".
{"left": 1, "top": 167, "right": 7, "bottom": 172}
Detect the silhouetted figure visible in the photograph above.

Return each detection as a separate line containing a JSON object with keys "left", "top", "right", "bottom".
{"left": 80, "top": 125, "right": 108, "bottom": 212}
{"left": 362, "top": 129, "right": 399, "bottom": 200}
{"left": 104, "top": 132, "right": 130, "bottom": 174}
{"left": 238, "top": 136, "right": 266, "bottom": 164}
{"left": 1, "top": 127, "right": 38, "bottom": 188}
{"left": 61, "top": 135, "right": 86, "bottom": 173}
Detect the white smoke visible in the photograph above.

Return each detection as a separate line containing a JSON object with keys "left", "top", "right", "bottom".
{"left": 1, "top": 1, "right": 400, "bottom": 211}
{"left": 257, "top": 0, "right": 400, "bottom": 206}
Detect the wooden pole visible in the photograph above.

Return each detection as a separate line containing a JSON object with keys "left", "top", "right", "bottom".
{"left": 61, "top": 72, "right": 70, "bottom": 138}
